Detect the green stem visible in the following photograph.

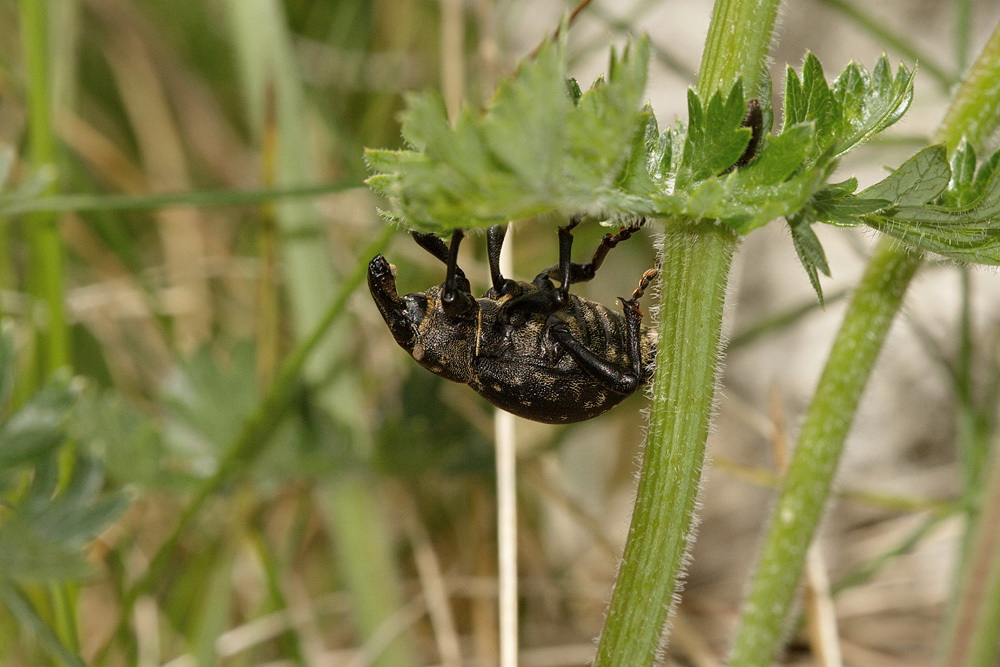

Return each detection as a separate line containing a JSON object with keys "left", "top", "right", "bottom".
{"left": 594, "top": 0, "right": 779, "bottom": 662}
{"left": 595, "top": 223, "right": 736, "bottom": 664}
{"left": 730, "top": 240, "right": 922, "bottom": 665}
{"left": 933, "top": 21, "right": 1000, "bottom": 152}
{"left": 731, "top": 17, "right": 1000, "bottom": 665}
{"left": 697, "top": 0, "right": 781, "bottom": 98}
{"left": 19, "top": 1, "right": 80, "bottom": 656}
{"left": 19, "top": 0, "right": 69, "bottom": 377}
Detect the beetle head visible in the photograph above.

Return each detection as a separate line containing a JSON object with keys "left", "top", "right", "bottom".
{"left": 368, "top": 255, "right": 477, "bottom": 383}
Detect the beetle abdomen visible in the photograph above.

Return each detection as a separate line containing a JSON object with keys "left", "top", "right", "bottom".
{"left": 469, "top": 295, "right": 656, "bottom": 423}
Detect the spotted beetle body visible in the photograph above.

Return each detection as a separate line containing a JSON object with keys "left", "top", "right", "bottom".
{"left": 369, "top": 219, "right": 658, "bottom": 424}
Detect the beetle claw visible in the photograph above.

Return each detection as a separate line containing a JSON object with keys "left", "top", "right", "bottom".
{"left": 619, "top": 297, "right": 643, "bottom": 317}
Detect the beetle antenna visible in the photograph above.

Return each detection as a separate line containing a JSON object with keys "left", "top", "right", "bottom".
{"left": 630, "top": 266, "right": 660, "bottom": 303}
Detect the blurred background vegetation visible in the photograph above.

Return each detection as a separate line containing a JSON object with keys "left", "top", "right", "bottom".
{"left": 1, "top": 0, "right": 999, "bottom": 664}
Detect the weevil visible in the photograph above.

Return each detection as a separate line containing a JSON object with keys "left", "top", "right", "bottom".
{"left": 368, "top": 218, "right": 659, "bottom": 423}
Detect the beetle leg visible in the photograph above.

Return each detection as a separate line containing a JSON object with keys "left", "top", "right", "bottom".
{"left": 547, "top": 264, "right": 660, "bottom": 394}
{"left": 573, "top": 219, "right": 645, "bottom": 283}
{"left": 441, "top": 229, "right": 478, "bottom": 318}
{"left": 626, "top": 266, "right": 660, "bottom": 309}
{"left": 412, "top": 231, "right": 472, "bottom": 294}
{"left": 487, "top": 224, "right": 517, "bottom": 295}
{"left": 546, "top": 313, "right": 643, "bottom": 395}
{"left": 411, "top": 230, "right": 450, "bottom": 262}
{"left": 502, "top": 216, "right": 584, "bottom": 319}
{"left": 555, "top": 215, "right": 582, "bottom": 299}
{"left": 541, "top": 218, "right": 645, "bottom": 286}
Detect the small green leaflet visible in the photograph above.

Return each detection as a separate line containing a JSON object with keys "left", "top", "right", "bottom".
{"left": 0, "top": 325, "right": 129, "bottom": 582}
{"left": 366, "top": 32, "right": 651, "bottom": 231}
{"left": 646, "top": 54, "right": 913, "bottom": 241}
{"left": 862, "top": 144, "right": 1000, "bottom": 264}
{"left": 676, "top": 83, "right": 755, "bottom": 188}
{"left": 860, "top": 145, "right": 951, "bottom": 205}
{"left": 788, "top": 214, "right": 831, "bottom": 305}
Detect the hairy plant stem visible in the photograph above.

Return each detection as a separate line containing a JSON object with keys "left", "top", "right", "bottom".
{"left": 697, "top": 0, "right": 781, "bottom": 98}
{"left": 934, "top": 19, "right": 1000, "bottom": 667}
{"left": 594, "top": 0, "right": 780, "bottom": 662}
{"left": 933, "top": 22, "right": 1000, "bottom": 153}
{"left": 595, "top": 223, "right": 736, "bottom": 664}
{"left": 729, "top": 240, "right": 922, "bottom": 665}
{"left": 731, "top": 17, "right": 1000, "bottom": 665}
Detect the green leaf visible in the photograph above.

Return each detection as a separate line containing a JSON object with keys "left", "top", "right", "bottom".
{"left": 971, "top": 146, "right": 1000, "bottom": 200}
{"left": 365, "top": 32, "right": 651, "bottom": 231}
{"left": 22, "top": 456, "right": 129, "bottom": 547}
{"left": 566, "top": 77, "right": 583, "bottom": 103}
{"left": 0, "top": 452, "right": 129, "bottom": 582}
{"left": 736, "top": 122, "right": 814, "bottom": 187}
{"left": 944, "top": 140, "right": 979, "bottom": 206}
{"left": 862, "top": 147, "right": 1000, "bottom": 264}
{"left": 481, "top": 35, "right": 570, "bottom": 191}
{"left": 567, "top": 40, "right": 651, "bottom": 196}
{"left": 677, "top": 82, "right": 752, "bottom": 187}
{"left": 614, "top": 110, "right": 660, "bottom": 198}
{"left": 684, "top": 179, "right": 727, "bottom": 218}
{"left": 832, "top": 55, "right": 914, "bottom": 157}
{"left": 0, "top": 518, "right": 90, "bottom": 581}
{"left": 0, "top": 337, "right": 130, "bottom": 584}
{"left": 788, "top": 214, "right": 831, "bottom": 303}
{"left": 860, "top": 145, "right": 950, "bottom": 205}
{"left": 0, "top": 378, "right": 74, "bottom": 469}
{"left": 812, "top": 189, "right": 889, "bottom": 226}
{"left": 784, "top": 54, "right": 842, "bottom": 162}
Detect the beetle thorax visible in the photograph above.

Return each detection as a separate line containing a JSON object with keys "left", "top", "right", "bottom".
{"left": 407, "top": 284, "right": 476, "bottom": 383}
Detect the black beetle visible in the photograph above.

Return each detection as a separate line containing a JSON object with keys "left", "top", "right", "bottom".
{"left": 368, "top": 218, "right": 658, "bottom": 423}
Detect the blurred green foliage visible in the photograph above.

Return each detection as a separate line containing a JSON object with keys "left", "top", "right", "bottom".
{"left": 0, "top": 0, "right": 995, "bottom": 664}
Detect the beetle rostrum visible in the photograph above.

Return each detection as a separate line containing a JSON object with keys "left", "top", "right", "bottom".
{"left": 368, "top": 218, "right": 659, "bottom": 424}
